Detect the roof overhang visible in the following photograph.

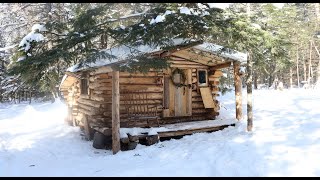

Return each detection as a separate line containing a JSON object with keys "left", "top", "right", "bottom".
{"left": 65, "top": 39, "right": 246, "bottom": 74}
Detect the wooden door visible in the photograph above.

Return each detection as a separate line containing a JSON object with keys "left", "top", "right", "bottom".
{"left": 164, "top": 68, "right": 192, "bottom": 117}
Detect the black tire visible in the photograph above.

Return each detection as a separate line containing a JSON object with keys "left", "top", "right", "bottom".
{"left": 92, "top": 132, "right": 107, "bottom": 149}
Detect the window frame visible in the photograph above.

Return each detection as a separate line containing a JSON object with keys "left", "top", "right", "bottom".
{"left": 197, "top": 69, "right": 208, "bottom": 87}
{"left": 80, "top": 78, "right": 89, "bottom": 95}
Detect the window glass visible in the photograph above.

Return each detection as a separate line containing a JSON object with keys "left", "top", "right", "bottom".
{"left": 198, "top": 70, "right": 207, "bottom": 85}
{"left": 80, "top": 79, "right": 88, "bottom": 95}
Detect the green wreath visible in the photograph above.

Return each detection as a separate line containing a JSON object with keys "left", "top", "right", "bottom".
{"left": 170, "top": 68, "right": 186, "bottom": 87}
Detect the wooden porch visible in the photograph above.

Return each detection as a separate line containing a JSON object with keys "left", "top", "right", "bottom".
{"left": 119, "top": 119, "right": 236, "bottom": 145}
{"left": 91, "top": 119, "right": 236, "bottom": 151}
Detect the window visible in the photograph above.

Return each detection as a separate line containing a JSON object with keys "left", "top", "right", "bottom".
{"left": 198, "top": 69, "right": 208, "bottom": 86}
{"left": 80, "top": 78, "right": 88, "bottom": 95}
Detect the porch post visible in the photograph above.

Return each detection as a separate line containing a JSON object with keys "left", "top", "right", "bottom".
{"left": 233, "top": 61, "right": 242, "bottom": 120}
{"left": 112, "top": 70, "right": 120, "bottom": 154}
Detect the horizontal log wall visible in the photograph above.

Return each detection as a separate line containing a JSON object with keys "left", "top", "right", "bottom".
{"left": 63, "top": 80, "right": 81, "bottom": 125}
{"left": 74, "top": 70, "right": 164, "bottom": 128}
{"left": 110, "top": 70, "right": 164, "bottom": 128}
{"left": 66, "top": 58, "right": 225, "bottom": 130}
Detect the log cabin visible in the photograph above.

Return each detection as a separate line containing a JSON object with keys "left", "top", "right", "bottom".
{"left": 59, "top": 39, "right": 247, "bottom": 154}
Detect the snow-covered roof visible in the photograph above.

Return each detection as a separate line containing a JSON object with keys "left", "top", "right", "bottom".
{"left": 195, "top": 43, "right": 247, "bottom": 62}
{"left": 66, "top": 38, "right": 247, "bottom": 73}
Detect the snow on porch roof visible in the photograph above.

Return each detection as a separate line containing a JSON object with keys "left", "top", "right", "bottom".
{"left": 66, "top": 38, "right": 247, "bottom": 73}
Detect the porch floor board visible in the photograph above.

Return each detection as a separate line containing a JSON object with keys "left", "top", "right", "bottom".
{"left": 120, "top": 119, "right": 237, "bottom": 140}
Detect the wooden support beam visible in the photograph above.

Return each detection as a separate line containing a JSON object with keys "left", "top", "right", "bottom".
{"left": 83, "top": 115, "right": 92, "bottom": 140}
{"left": 233, "top": 61, "right": 242, "bottom": 120}
{"left": 186, "top": 69, "right": 192, "bottom": 116}
{"left": 112, "top": 70, "right": 121, "bottom": 154}
{"left": 210, "top": 62, "right": 232, "bottom": 70}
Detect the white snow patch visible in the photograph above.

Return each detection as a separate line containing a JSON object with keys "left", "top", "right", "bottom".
{"left": 18, "top": 24, "right": 47, "bottom": 53}
{"left": 150, "top": 15, "right": 165, "bottom": 25}
{"left": 252, "top": 23, "right": 261, "bottom": 29}
{"left": 223, "top": 72, "right": 228, "bottom": 78}
{"left": 164, "top": 10, "right": 173, "bottom": 15}
{"left": 19, "top": 32, "right": 44, "bottom": 52}
{"left": 119, "top": 25, "right": 126, "bottom": 30}
{"left": 154, "top": 15, "right": 165, "bottom": 23}
{"left": 31, "top": 24, "right": 47, "bottom": 32}
{"left": 1, "top": 89, "right": 320, "bottom": 176}
{"left": 200, "top": 10, "right": 210, "bottom": 16}
{"left": 197, "top": 3, "right": 209, "bottom": 10}
{"left": 207, "top": 3, "right": 232, "bottom": 10}
{"left": 180, "top": 7, "right": 191, "bottom": 15}
{"left": 149, "top": 18, "right": 156, "bottom": 24}
{"left": 314, "top": 80, "right": 320, "bottom": 89}
{"left": 148, "top": 129, "right": 158, "bottom": 136}
{"left": 272, "top": 3, "right": 285, "bottom": 9}
{"left": 66, "top": 44, "right": 159, "bottom": 72}
{"left": 120, "top": 119, "right": 237, "bottom": 137}
{"left": 17, "top": 56, "right": 26, "bottom": 62}
{"left": 240, "top": 66, "right": 246, "bottom": 74}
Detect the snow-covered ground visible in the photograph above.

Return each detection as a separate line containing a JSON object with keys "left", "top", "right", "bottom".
{"left": 1, "top": 88, "right": 320, "bottom": 176}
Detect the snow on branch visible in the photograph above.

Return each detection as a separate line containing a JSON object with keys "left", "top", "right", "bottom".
{"left": 31, "top": 24, "right": 47, "bottom": 32}
{"left": 18, "top": 24, "right": 47, "bottom": 53}
{"left": 0, "top": 22, "right": 25, "bottom": 29}
{"left": 0, "top": 44, "right": 17, "bottom": 52}
{"left": 103, "top": 12, "right": 147, "bottom": 24}
{"left": 180, "top": 7, "right": 191, "bottom": 15}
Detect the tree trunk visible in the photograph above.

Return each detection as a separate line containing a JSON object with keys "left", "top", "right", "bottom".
{"left": 296, "top": 46, "right": 300, "bottom": 87}
{"left": 25, "top": 91, "right": 27, "bottom": 101}
{"left": 308, "top": 41, "right": 312, "bottom": 85}
{"left": 246, "top": 52, "right": 253, "bottom": 132}
{"left": 268, "top": 74, "right": 273, "bottom": 88}
{"left": 317, "top": 62, "right": 320, "bottom": 86}
{"left": 46, "top": 3, "right": 53, "bottom": 50}
{"left": 233, "top": 62, "right": 242, "bottom": 121}
{"left": 51, "top": 90, "right": 57, "bottom": 103}
{"left": 290, "top": 67, "right": 293, "bottom": 88}
{"left": 246, "top": 3, "right": 251, "bottom": 16}
{"left": 315, "top": 3, "right": 320, "bottom": 21}
{"left": 253, "top": 70, "right": 258, "bottom": 89}
{"left": 313, "top": 41, "right": 320, "bottom": 86}
{"left": 29, "top": 91, "right": 32, "bottom": 104}
{"left": 303, "top": 55, "right": 307, "bottom": 82}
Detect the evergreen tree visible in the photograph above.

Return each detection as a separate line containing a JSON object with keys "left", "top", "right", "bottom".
{"left": 3, "top": 3, "right": 314, "bottom": 104}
